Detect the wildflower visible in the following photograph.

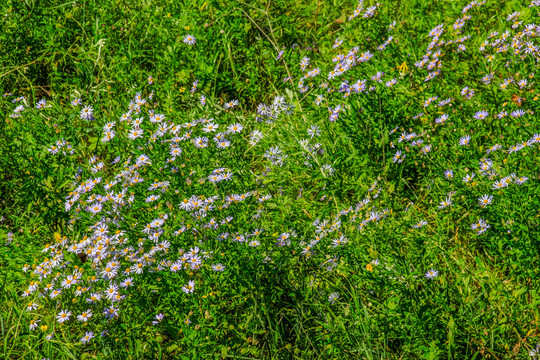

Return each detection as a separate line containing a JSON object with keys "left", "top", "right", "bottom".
{"left": 61, "top": 275, "right": 77, "bottom": 289}
{"left": 331, "top": 235, "right": 348, "bottom": 247}
{"left": 191, "top": 79, "right": 198, "bottom": 93}
{"left": 227, "top": 123, "right": 243, "bottom": 134}
{"left": 529, "top": 343, "right": 540, "bottom": 357}
{"left": 438, "top": 197, "right": 453, "bottom": 209}
{"left": 444, "top": 169, "right": 454, "bottom": 179}
{"left": 182, "top": 280, "right": 195, "bottom": 294}
{"left": 103, "top": 306, "right": 119, "bottom": 319}
{"left": 183, "top": 34, "right": 196, "bottom": 45}
{"left": 170, "top": 147, "right": 182, "bottom": 157}
{"left": 487, "top": 144, "right": 502, "bottom": 154}
{"left": 211, "top": 264, "right": 225, "bottom": 271}
{"left": 510, "top": 109, "right": 525, "bottom": 118}
{"left": 462, "top": 173, "right": 475, "bottom": 183}
{"left": 392, "top": 150, "right": 405, "bottom": 163}
{"left": 71, "top": 98, "right": 82, "bottom": 106}
{"left": 508, "top": 144, "right": 524, "bottom": 154}
{"left": 517, "top": 79, "right": 528, "bottom": 89}
{"left": 412, "top": 220, "right": 427, "bottom": 228}
{"left": 87, "top": 203, "right": 102, "bottom": 214}
{"left": 249, "top": 130, "right": 263, "bottom": 146}
{"left": 300, "top": 56, "right": 310, "bottom": 71}
{"left": 421, "top": 145, "right": 431, "bottom": 154}
{"left": 500, "top": 78, "right": 513, "bottom": 89}
{"left": 202, "top": 122, "right": 219, "bottom": 132}
{"left": 57, "top": 310, "right": 71, "bottom": 323}
{"left": 152, "top": 313, "right": 164, "bottom": 325}
{"left": 459, "top": 135, "right": 471, "bottom": 146}
{"left": 150, "top": 113, "right": 165, "bottom": 123}
{"left": 307, "top": 125, "right": 321, "bottom": 138}
{"left": 478, "top": 194, "right": 493, "bottom": 208}
{"left": 481, "top": 74, "right": 493, "bottom": 84}
{"left": 80, "top": 106, "right": 94, "bottom": 120}
{"left": 492, "top": 180, "right": 505, "bottom": 189}
{"left": 36, "top": 99, "right": 46, "bottom": 109}
{"left": 105, "top": 283, "right": 119, "bottom": 301}
{"left": 101, "top": 131, "right": 116, "bottom": 142}
{"left": 29, "top": 319, "right": 40, "bottom": 331}
{"left": 385, "top": 79, "right": 398, "bottom": 87}
{"left": 136, "top": 154, "right": 151, "bottom": 166}
{"left": 128, "top": 128, "right": 143, "bottom": 140}
{"left": 223, "top": 100, "right": 239, "bottom": 109}
{"left": 471, "top": 218, "right": 490, "bottom": 234}
{"left": 321, "top": 164, "right": 335, "bottom": 176}
{"left": 528, "top": 133, "right": 540, "bottom": 145}
{"left": 514, "top": 176, "right": 528, "bottom": 185}
{"left": 85, "top": 292, "right": 102, "bottom": 304}
{"left": 473, "top": 110, "right": 489, "bottom": 120}
{"left": 77, "top": 310, "right": 93, "bottom": 322}
{"left": 425, "top": 269, "right": 439, "bottom": 280}
{"left": 435, "top": 114, "right": 449, "bottom": 124}
{"left": 328, "top": 292, "right": 340, "bottom": 303}
{"left": 170, "top": 261, "right": 182, "bottom": 272}
{"left": 371, "top": 71, "right": 383, "bottom": 82}
{"left": 80, "top": 331, "right": 95, "bottom": 344}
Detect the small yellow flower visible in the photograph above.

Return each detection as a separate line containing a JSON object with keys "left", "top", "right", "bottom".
{"left": 366, "top": 263, "right": 374, "bottom": 272}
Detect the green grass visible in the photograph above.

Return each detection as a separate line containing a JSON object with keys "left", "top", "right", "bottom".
{"left": 1, "top": 0, "right": 540, "bottom": 359}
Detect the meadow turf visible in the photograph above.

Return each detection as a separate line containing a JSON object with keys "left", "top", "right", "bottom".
{"left": 1, "top": 0, "right": 540, "bottom": 359}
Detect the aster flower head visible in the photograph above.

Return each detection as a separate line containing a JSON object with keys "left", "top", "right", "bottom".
{"left": 212, "top": 263, "right": 226, "bottom": 271}
{"left": 57, "top": 310, "right": 71, "bottom": 323}
{"left": 29, "top": 319, "right": 40, "bottom": 331}
{"left": 223, "top": 100, "right": 239, "bottom": 109}
{"left": 478, "top": 194, "right": 493, "bottom": 208}
{"left": 36, "top": 99, "right": 46, "bottom": 109}
{"left": 473, "top": 110, "right": 489, "bottom": 120}
{"left": 77, "top": 310, "right": 93, "bottom": 322}
{"left": 80, "top": 106, "right": 94, "bottom": 120}
{"left": 182, "top": 280, "right": 195, "bottom": 294}
{"left": 425, "top": 269, "right": 439, "bottom": 280}
{"left": 328, "top": 292, "right": 340, "bottom": 303}
{"left": 412, "top": 220, "right": 427, "bottom": 228}
{"left": 183, "top": 34, "right": 196, "bottom": 45}
{"left": 152, "top": 313, "right": 165, "bottom": 325}
{"left": 459, "top": 135, "right": 471, "bottom": 146}
{"left": 438, "top": 196, "right": 453, "bottom": 209}
{"left": 80, "top": 331, "right": 95, "bottom": 344}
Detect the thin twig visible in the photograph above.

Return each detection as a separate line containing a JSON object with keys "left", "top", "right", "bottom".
{"left": 0, "top": 59, "right": 42, "bottom": 79}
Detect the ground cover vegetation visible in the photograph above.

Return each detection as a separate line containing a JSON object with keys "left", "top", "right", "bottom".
{"left": 1, "top": 0, "right": 540, "bottom": 358}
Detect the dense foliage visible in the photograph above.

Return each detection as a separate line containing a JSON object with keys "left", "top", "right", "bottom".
{"left": 2, "top": 0, "right": 540, "bottom": 359}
